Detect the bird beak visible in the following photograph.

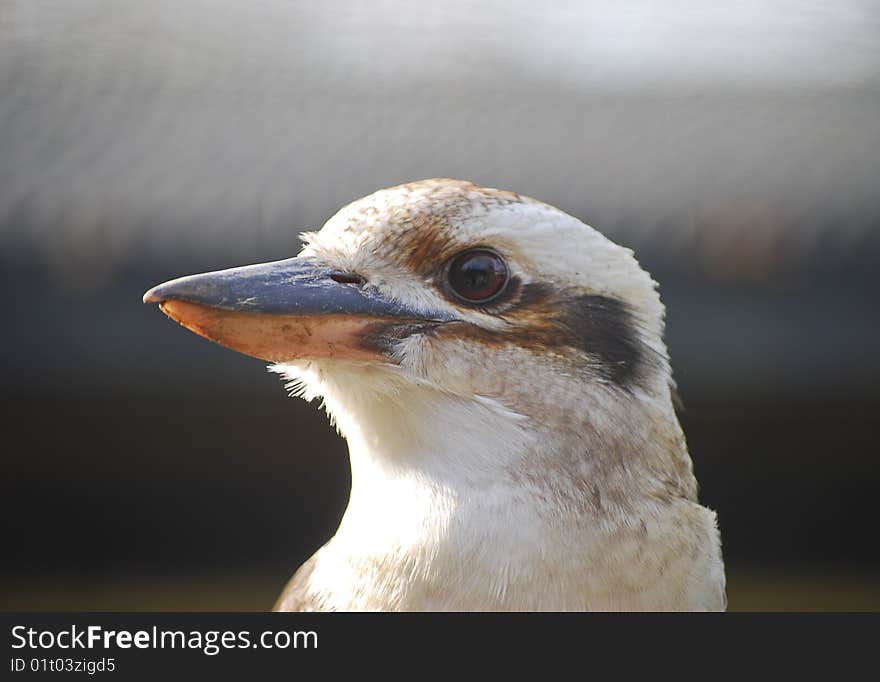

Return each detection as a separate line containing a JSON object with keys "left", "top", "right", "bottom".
{"left": 143, "top": 257, "right": 451, "bottom": 363}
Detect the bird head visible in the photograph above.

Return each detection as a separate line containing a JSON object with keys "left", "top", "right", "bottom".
{"left": 145, "top": 179, "right": 690, "bottom": 495}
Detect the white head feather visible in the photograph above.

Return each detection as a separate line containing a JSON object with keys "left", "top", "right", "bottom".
{"left": 271, "top": 179, "right": 725, "bottom": 611}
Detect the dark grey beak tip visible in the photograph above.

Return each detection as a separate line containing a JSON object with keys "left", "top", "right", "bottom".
{"left": 143, "top": 285, "right": 164, "bottom": 305}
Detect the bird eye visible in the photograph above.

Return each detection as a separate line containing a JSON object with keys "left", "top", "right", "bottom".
{"left": 446, "top": 248, "right": 509, "bottom": 303}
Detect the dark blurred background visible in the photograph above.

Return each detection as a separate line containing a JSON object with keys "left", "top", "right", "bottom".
{"left": 2, "top": 1, "right": 879, "bottom": 611}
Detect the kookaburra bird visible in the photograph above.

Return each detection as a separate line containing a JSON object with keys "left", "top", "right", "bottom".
{"left": 144, "top": 179, "right": 725, "bottom": 611}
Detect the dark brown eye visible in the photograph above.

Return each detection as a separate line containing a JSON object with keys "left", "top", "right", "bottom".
{"left": 446, "top": 248, "right": 509, "bottom": 303}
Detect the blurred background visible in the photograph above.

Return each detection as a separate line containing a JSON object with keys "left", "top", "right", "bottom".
{"left": 2, "top": 0, "right": 879, "bottom": 611}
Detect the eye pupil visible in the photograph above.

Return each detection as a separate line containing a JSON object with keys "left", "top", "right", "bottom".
{"left": 447, "top": 249, "right": 508, "bottom": 303}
